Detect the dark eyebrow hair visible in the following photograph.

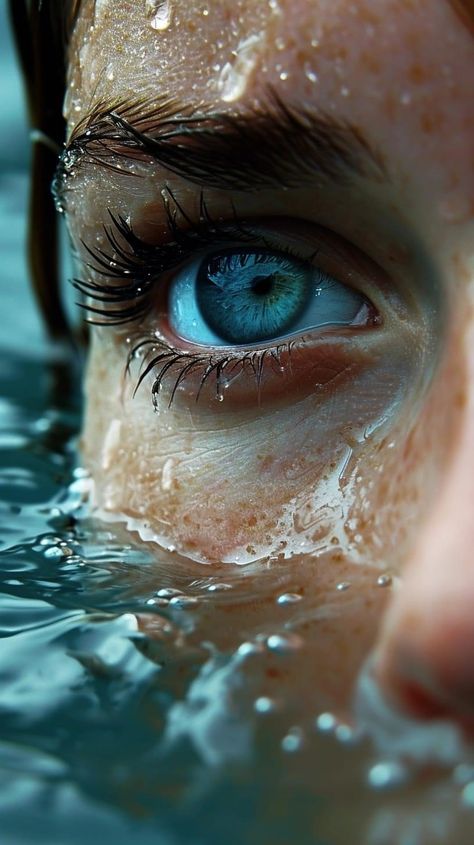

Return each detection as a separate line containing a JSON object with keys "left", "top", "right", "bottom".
{"left": 55, "top": 93, "right": 386, "bottom": 204}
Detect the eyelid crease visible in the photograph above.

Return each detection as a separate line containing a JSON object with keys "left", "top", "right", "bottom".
{"left": 55, "top": 89, "right": 386, "bottom": 206}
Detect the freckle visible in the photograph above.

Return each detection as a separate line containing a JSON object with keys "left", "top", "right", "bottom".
{"left": 408, "top": 63, "right": 427, "bottom": 84}
{"left": 383, "top": 92, "right": 397, "bottom": 121}
{"left": 361, "top": 51, "right": 381, "bottom": 73}
{"left": 420, "top": 111, "right": 443, "bottom": 134}
{"left": 266, "top": 667, "right": 283, "bottom": 679}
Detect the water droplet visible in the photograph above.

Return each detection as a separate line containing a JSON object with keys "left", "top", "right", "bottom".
{"left": 73, "top": 466, "right": 90, "bottom": 480}
{"left": 281, "top": 726, "right": 304, "bottom": 753}
{"left": 461, "top": 782, "right": 474, "bottom": 808}
{"left": 400, "top": 91, "right": 412, "bottom": 106}
{"left": 254, "top": 696, "right": 277, "bottom": 714}
{"left": 368, "top": 761, "right": 408, "bottom": 790}
{"left": 304, "top": 65, "right": 318, "bottom": 83}
{"left": 377, "top": 574, "right": 392, "bottom": 588}
{"left": 169, "top": 595, "right": 198, "bottom": 609}
{"left": 336, "top": 581, "right": 351, "bottom": 592}
{"left": 237, "top": 641, "right": 265, "bottom": 658}
{"left": 216, "top": 392, "right": 224, "bottom": 402}
{"left": 335, "top": 723, "right": 357, "bottom": 744}
{"left": 161, "top": 457, "right": 175, "bottom": 492}
{"left": 279, "top": 71, "right": 289, "bottom": 81}
{"left": 315, "top": 712, "right": 337, "bottom": 733}
{"left": 207, "top": 582, "right": 232, "bottom": 592}
{"left": 267, "top": 633, "right": 303, "bottom": 654}
{"left": 340, "top": 86, "right": 350, "bottom": 97}
{"left": 217, "top": 33, "right": 262, "bottom": 102}
{"left": 144, "top": 0, "right": 172, "bottom": 31}
{"left": 277, "top": 592, "right": 302, "bottom": 606}
{"left": 155, "top": 587, "right": 183, "bottom": 598}
{"left": 43, "top": 545, "right": 69, "bottom": 560}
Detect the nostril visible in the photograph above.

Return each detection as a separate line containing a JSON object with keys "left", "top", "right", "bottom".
{"left": 376, "top": 649, "right": 474, "bottom": 740}
{"left": 394, "top": 678, "right": 453, "bottom": 721}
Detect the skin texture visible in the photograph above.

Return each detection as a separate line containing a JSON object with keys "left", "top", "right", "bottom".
{"left": 63, "top": 0, "right": 474, "bottom": 738}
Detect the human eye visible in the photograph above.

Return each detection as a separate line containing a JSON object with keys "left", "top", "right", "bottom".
{"left": 169, "top": 247, "right": 370, "bottom": 346}
{"left": 76, "top": 195, "right": 384, "bottom": 412}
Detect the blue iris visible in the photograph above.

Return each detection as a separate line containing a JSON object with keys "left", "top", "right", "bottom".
{"left": 169, "top": 248, "right": 365, "bottom": 347}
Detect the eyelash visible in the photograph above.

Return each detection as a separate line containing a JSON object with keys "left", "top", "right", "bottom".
{"left": 75, "top": 190, "right": 376, "bottom": 408}
{"left": 74, "top": 189, "right": 259, "bottom": 325}
{"left": 75, "top": 190, "right": 321, "bottom": 407}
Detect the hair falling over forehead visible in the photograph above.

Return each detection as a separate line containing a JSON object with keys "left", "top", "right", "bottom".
{"left": 7, "top": 0, "right": 474, "bottom": 342}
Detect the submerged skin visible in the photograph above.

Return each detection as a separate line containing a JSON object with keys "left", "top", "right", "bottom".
{"left": 62, "top": 0, "right": 474, "bottom": 730}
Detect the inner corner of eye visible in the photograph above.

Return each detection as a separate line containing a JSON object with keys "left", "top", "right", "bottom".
{"left": 166, "top": 246, "right": 377, "bottom": 349}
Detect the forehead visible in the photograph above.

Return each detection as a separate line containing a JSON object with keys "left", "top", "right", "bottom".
{"left": 65, "top": 0, "right": 474, "bottom": 212}
{"left": 67, "top": 0, "right": 471, "bottom": 116}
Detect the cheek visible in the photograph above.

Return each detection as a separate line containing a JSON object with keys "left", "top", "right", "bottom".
{"left": 342, "top": 323, "right": 467, "bottom": 571}
{"left": 81, "top": 326, "right": 429, "bottom": 565}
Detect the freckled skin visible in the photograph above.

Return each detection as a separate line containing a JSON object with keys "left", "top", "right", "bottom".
{"left": 66, "top": 0, "right": 474, "bottom": 748}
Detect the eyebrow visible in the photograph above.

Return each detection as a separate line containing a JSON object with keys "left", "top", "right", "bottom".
{"left": 55, "top": 92, "right": 386, "bottom": 202}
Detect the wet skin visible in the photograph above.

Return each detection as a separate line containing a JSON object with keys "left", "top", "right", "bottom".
{"left": 61, "top": 0, "right": 474, "bottom": 731}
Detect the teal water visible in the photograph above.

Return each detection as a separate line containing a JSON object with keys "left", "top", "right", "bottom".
{"left": 2, "top": 8, "right": 474, "bottom": 845}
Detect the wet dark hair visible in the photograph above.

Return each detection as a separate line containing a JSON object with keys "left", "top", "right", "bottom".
{"left": 8, "top": 1, "right": 82, "bottom": 341}
{"left": 8, "top": 0, "right": 474, "bottom": 342}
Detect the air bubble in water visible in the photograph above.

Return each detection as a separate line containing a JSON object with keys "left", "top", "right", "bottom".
{"left": 336, "top": 581, "right": 351, "bottom": 592}
{"left": 156, "top": 587, "right": 183, "bottom": 598}
{"left": 281, "top": 726, "right": 304, "bottom": 753}
{"left": 315, "top": 712, "right": 337, "bottom": 733}
{"left": 144, "top": 0, "right": 172, "bottom": 31}
{"left": 367, "top": 761, "right": 408, "bottom": 791}
{"left": 254, "top": 696, "right": 277, "bottom": 714}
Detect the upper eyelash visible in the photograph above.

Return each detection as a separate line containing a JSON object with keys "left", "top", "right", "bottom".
{"left": 72, "top": 190, "right": 308, "bottom": 407}
{"left": 73, "top": 189, "right": 259, "bottom": 325}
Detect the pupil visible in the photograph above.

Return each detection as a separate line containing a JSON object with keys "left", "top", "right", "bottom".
{"left": 251, "top": 274, "right": 276, "bottom": 297}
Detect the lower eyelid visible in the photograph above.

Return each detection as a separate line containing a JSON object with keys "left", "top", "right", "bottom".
{"left": 127, "top": 330, "right": 376, "bottom": 413}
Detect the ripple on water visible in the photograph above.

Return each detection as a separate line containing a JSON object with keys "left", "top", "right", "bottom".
{"left": 0, "top": 340, "right": 473, "bottom": 842}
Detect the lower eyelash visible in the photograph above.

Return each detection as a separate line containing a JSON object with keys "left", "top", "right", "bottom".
{"left": 127, "top": 334, "right": 295, "bottom": 408}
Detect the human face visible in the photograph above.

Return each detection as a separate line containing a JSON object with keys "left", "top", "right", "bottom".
{"left": 60, "top": 0, "right": 474, "bottom": 728}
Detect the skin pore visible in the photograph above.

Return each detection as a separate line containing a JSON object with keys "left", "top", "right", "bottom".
{"left": 61, "top": 0, "right": 474, "bottom": 736}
